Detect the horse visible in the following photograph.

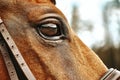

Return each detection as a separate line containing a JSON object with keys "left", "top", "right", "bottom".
{"left": 0, "top": 0, "right": 119, "bottom": 80}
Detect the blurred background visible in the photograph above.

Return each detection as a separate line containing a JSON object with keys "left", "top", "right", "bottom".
{"left": 56, "top": 0, "right": 120, "bottom": 70}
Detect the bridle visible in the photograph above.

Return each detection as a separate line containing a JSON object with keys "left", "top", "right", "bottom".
{"left": 0, "top": 18, "right": 36, "bottom": 80}
{"left": 101, "top": 68, "right": 120, "bottom": 80}
{"left": 0, "top": 18, "right": 120, "bottom": 80}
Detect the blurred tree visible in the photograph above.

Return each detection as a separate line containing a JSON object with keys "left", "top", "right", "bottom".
{"left": 71, "top": 5, "right": 80, "bottom": 33}
{"left": 71, "top": 5, "right": 94, "bottom": 34}
{"left": 93, "top": 0, "right": 120, "bottom": 70}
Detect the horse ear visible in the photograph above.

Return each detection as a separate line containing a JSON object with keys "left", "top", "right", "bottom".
{"left": 50, "top": 0, "right": 56, "bottom": 5}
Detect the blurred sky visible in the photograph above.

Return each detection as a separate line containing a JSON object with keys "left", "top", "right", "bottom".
{"left": 56, "top": 0, "right": 117, "bottom": 47}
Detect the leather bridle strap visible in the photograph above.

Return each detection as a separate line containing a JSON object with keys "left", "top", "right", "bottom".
{"left": 0, "top": 19, "right": 36, "bottom": 80}
{"left": 101, "top": 68, "right": 120, "bottom": 80}
{"left": 0, "top": 36, "right": 19, "bottom": 80}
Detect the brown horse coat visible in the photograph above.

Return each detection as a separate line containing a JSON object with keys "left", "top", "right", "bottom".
{"left": 0, "top": 0, "right": 107, "bottom": 80}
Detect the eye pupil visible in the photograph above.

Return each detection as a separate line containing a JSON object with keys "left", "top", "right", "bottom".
{"left": 39, "top": 23, "right": 60, "bottom": 37}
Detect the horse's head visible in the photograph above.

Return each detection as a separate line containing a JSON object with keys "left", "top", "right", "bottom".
{"left": 0, "top": 0, "right": 108, "bottom": 80}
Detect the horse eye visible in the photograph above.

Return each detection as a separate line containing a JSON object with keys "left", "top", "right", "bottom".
{"left": 37, "top": 23, "right": 63, "bottom": 40}
{"left": 39, "top": 23, "right": 60, "bottom": 36}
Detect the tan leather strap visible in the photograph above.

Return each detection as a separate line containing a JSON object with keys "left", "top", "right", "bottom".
{"left": 0, "top": 19, "right": 19, "bottom": 80}
{"left": 0, "top": 19, "right": 36, "bottom": 80}
{"left": 0, "top": 40, "right": 19, "bottom": 80}
{"left": 101, "top": 68, "right": 120, "bottom": 80}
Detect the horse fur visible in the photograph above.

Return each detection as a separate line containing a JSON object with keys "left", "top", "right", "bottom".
{"left": 0, "top": 0, "right": 108, "bottom": 80}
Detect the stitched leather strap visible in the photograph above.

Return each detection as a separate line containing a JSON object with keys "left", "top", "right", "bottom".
{"left": 0, "top": 19, "right": 36, "bottom": 80}
{"left": 101, "top": 68, "right": 120, "bottom": 80}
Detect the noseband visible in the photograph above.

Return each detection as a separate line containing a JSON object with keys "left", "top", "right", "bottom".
{"left": 0, "top": 18, "right": 120, "bottom": 80}
{"left": 101, "top": 68, "right": 120, "bottom": 80}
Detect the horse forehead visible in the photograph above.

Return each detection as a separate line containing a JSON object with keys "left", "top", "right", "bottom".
{"left": 17, "top": 0, "right": 51, "bottom": 3}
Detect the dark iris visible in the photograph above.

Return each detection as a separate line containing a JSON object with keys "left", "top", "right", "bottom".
{"left": 35, "top": 16, "right": 68, "bottom": 41}
{"left": 37, "top": 23, "right": 62, "bottom": 38}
